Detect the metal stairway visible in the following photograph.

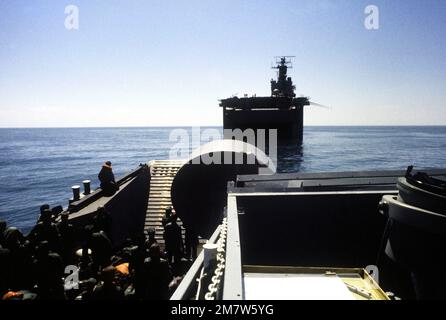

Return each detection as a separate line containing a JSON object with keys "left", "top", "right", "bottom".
{"left": 145, "top": 160, "right": 185, "bottom": 245}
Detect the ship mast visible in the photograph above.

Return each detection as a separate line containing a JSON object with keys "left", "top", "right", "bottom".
{"left": 271, "top": 56, "right": 296, "bottom": 97}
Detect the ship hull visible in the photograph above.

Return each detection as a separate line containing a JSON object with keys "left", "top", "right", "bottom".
{"left": 223, "top": 106, "right": 304, "bottom": 142}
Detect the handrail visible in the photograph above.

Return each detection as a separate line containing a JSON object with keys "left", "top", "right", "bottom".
{"left": 170, "top": 225, "right": 222, "bottom": 300}
{"left": 222, "top": 195, "right": 243, "bottom": 300}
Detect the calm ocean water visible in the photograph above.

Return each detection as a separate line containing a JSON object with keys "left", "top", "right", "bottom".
{"left": 0, "top": 126, "right": 445, "bottom": 233}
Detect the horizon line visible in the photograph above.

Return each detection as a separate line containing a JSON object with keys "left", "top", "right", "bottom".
{"left": 1, "top": 124, "right": 446, "bottom": 129}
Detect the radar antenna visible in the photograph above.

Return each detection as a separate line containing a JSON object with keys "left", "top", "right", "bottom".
{"left": 270, "top": 56, "right": 296, "bottom": 97}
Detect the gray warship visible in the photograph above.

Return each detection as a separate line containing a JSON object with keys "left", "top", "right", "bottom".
{"left": 220, "top": 57, "right": 324, "bottom": 143}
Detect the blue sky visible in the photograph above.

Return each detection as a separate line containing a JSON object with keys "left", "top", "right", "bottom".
{"left": 0, "top": 0, "right": 445, "bottom": 127}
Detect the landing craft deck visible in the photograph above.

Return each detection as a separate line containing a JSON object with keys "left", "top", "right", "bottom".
{"left": 172, "top": 166, "right": 446, "bottom": 300}
{"left": 49, "top": 153, "right": 446, "bottom": 300}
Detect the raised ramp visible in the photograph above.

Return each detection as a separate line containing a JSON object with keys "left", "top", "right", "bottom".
{"left": 145, "top": 160, "right": 186, "bottom": 245}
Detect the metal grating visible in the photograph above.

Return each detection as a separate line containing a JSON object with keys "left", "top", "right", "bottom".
{"left": 145, "top": 160, "right": 185, "bottom": 244}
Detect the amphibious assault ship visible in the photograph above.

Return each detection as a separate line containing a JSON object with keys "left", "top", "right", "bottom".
{"left": 220, "top": 57, "right": 315, "bottom": 142}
